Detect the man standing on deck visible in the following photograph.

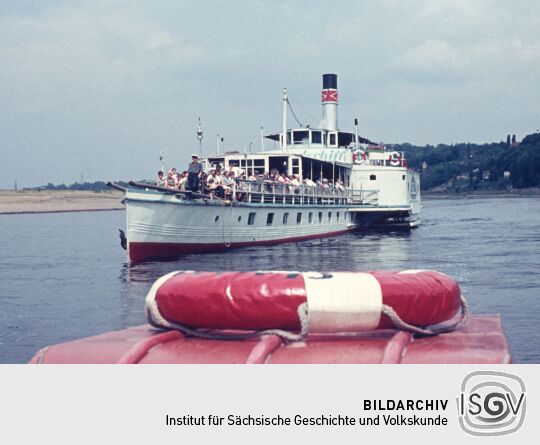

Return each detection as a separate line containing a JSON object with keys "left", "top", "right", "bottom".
{"left": 187, "top": 154, "right": 203, "bottom": 192}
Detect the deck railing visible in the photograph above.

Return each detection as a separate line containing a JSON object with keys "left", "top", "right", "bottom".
{"left": 227, "top": 179, "right": 379, "bottom": 207}
{"left": 350, "top": 189, "right": 379, "bottom": 206}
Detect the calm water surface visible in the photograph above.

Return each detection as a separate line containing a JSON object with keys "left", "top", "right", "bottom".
{"left": 1, "top": 197, "right": 539, "bottom": 363}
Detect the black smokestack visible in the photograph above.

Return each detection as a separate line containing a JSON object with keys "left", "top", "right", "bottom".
{"left": 322, "top": 73, "right": 337, "bottom": 90}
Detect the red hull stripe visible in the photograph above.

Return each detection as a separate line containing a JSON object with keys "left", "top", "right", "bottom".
{"left": 128, "top": 229, "right": 351, "bottom": 262}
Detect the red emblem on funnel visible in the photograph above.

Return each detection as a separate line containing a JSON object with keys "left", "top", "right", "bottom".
{"left": 322, "top": 89, "right": 338, "bottom": 103}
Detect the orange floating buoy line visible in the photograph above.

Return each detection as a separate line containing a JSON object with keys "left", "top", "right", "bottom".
{"left": 145, "top": 270, "right": 468, "bottom": 341}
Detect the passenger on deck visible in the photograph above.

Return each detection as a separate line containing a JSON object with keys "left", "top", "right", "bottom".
{"left": 222, "top": 172, "right": 235, "bottom": 199}
{"left": 229, "top": 163, "right": 243, "bottom": 178}
{"left": 156, "top": 171, "right": 166, "bottom": 187}
{"left": 262, "top": 172, "right": 273, "bottom": 192}
{"left": 166, "top": 170, "right": 176, "bottom": 189}
{"left": 222, "top": 171, "right": 235, "bottom": 189}
{"left": 207, "top": 169, "right": 222, "bottom": 186}
{"left": 178, "top": 171, "right": 188, "bottom": 190}
{"left": 187, "top": 154, "right": 203, "bottom": 192}
{"left": 171, "top": 168, "right": 180, "bottom": 187}
{"left": 335, "top": 179, "right": 345, "bottom": 191}
{"left": 207, "top": 170, "right": 225, "bottom": 198}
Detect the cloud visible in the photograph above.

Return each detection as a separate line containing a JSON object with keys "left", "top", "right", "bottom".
{"left": 390, "top": 39, "right": 467, "bottom": 81}
{"left": 390, "top": 35, "right": 540, "bottom": 85}
{"left": 1, "top": 0, "right": 540, "bottom": 186}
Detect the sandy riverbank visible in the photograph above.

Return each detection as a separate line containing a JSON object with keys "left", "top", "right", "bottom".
{"left": 0, "top": 190, "right": 125, "bottom": 214}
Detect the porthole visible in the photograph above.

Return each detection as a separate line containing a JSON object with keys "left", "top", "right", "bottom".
{"left": 215, "top": 215, "right": 219, "bottom": 222}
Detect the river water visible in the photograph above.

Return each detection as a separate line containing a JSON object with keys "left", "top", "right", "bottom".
{"left": 1, "top": 196, "right": 539, "bottom": 363}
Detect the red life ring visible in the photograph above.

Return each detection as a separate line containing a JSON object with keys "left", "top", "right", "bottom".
{"left": 353, "top": 150, "right": 367, "bottom": 164}
{"left": 389, "top": 152, "right": 402, "bottom": 166}
{"left": 146, "top": 270, "right": 463, "bottom": 335}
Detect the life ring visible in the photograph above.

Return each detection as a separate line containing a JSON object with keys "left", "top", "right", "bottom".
{"left": 353, "top": 150, "right": 367, "bottom": 164}
{"left": 389, "top": 152, "right": 402, "bottom": 166}
{"left": 146, "top": 270, "right": 465, "bottom": 337}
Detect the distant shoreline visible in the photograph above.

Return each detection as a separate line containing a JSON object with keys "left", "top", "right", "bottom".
{"left": 423, "top": 187, "right": 540, "bottom": 199}
{"left": 1, "top": 208, "right": 125, "bottom": 215}
{"left": 0, "top": 190, "right": 125, "bottom": 215}
{"left": 1, "top": 187, "right": 538, "bottom": 215}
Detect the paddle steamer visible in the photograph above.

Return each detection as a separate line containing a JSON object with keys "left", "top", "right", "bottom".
{"left": 120, "top": 74, "right": 421, "bottom": 262}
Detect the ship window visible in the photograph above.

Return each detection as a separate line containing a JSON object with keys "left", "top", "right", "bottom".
{"left": 370, "top": 174, "right": 376, "bottom": 180}
{"left": 293, "top": 130, "right": 310, "bottom": 145}
{"left": 266, "top": 213, "right": 274, "bottom": 226}
{"left": 338, "top": 132, "right": 355, "bottom": 147}
{"left": 328, "top": 212, "right": 332, "bottom": 222}
{"left": 308, "top": 212, "right": 313, "bottom": 223}
{"left": 248, "top": 212, "right": 256, "bottom": 225}
{"left": 283, "top": 212, "right": 289, "bottom": 224}
{"left": 311, "top": 131, "right": 322, "bottom": 144}
{"left": 329, "top": 133, "right": 337, "bottom": 146}
{"left": 238, "top": 216, "right": 242, "bottom": 222}
{"left": 292, "top": 158, "right": 299, "bottom": 166}
{"left": 296, "top": 212, "right": 302, "bottom": 224}
{"left": 318, "top": 212, "right": 323, "bottom": 223}
{"left": 402, "top": 175, "right": 406, "bottom": 180}
{"left": 214, "top": 215, "right": 219, "bottom": 222}
{"left": 337, "top": 212, "right": 340, "bottom": 221}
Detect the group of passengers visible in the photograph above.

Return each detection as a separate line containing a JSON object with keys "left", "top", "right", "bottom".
{"left": 157, "top": 153, "right": 346, "bottom": 199}
{"left": 157, "top": 154, "right": 204, "bottom": 192}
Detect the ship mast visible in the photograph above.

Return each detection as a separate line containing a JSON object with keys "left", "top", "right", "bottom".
{"left": 196, "top": 117, "right": 203, "bottom": 158}
{"left": 282, "top": 88, "right": 288, "bottom": 152}
{"left": 354, "top": 118, "right": 359, "bottom": 149}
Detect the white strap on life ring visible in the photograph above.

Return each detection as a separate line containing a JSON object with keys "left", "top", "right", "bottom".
{"left": 302, "top": 272, "right": 382, "bottom": 332}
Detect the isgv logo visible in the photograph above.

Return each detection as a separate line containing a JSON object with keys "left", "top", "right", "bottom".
{"left": 457, "top": 371, "right": 526, "bottom": 436}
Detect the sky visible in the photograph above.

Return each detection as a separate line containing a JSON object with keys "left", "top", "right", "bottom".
{"left": 1, "top": 0, "right": 540, "bottom": 187}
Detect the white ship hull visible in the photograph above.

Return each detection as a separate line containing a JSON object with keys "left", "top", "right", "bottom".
{"left": 126, "top": 189, "right": 352, "bottom": 262}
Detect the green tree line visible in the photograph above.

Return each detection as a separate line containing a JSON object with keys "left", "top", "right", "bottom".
{"left": 395, "top": 131, "right": 540, "bottom": 191}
